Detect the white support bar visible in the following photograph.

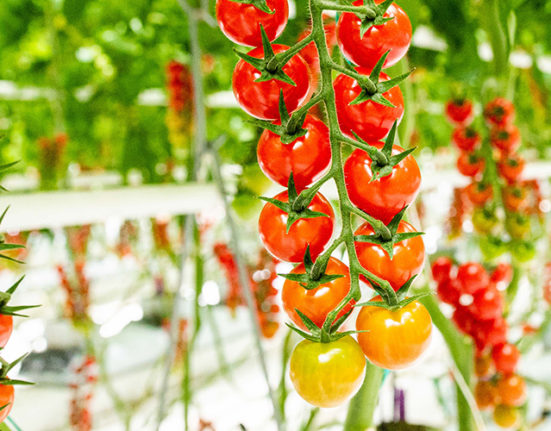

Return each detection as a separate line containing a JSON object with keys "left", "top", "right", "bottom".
{"left": 0, "top": 183, "right": 220, "bottom": 232}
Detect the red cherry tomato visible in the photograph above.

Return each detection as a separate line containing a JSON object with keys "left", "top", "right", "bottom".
{"left": 344, "top": 144, "right": 421, "bottom": 224}
{"left": 497, "top": 374, "right": 526, "bottom": 407}
{"left": 232, "top": 45, "right": 312, "bottom": 120}
{"left": 498, "top": 155, "right": 525, "bottom": 184}
{"left": 0, "top": 314, "right": 13, "bottom": 349}
{"left": 282, "top": 257, "right": 354, "bottom": 330}
{"left": 445, "top": 99, "right": 474, "bottom": 126}
{"left": 484, "top": 98, "right": 515, "bottom": 127}
{"left": 456, "top": 152, "right": 485, "bottom": 177}
{"left": 431, "top": 256, "right": 454, "bottom": 284}
{"left": 492, "top": 343, "right": 520, "bottom": 375}
{"left": 456, "top": 262, "right": 490, "bottom": 294}
{"left": 257, "top": 115, "right": 331, "bottom": 191}
{"left": 491, "top": 124, "right": 521, "bottom": 154}
{"left": 216, "top": 0, "right": 289, "bottom": 47}
{"left": 437, "top": 277, "right": 462, "bottom": 305}
{"left": 258, "top": 190, "right": 334, "bottom": 262}
{"left": 468, "top": 286, "right": 504, "bottom": 321}
{"left": 299, "top": 18, "right": 337, "bottom": 78}
{"left": 452, "top": 127, "right": 480, "bottom": 151}
{"left": 473, "top": 317, "right": 508, "bottom": 350}
{"left": 355, "top": 221, "right": 425, "bottom": 291}
{"left": 452, "top": 306, "right": 476, "bottom": 335}
{"left": 465, "top": 182, "right": 493, "bottom": 206}
{"left": 336, "top": 0, "right": 411, "bottom": 70}
{"left": 0, "top": 384, "right": 14, "bottom": 423}
{"left": 334, "top": 69, "right": 404, "bottom": 142}
{"left": 490, "top": 263, "right": 513, "bottom": 287}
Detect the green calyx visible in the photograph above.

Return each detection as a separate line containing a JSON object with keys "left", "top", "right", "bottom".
{"left": 0, "top": 276, "right": 40, "bottom": 317}
{"left": 229, "top": 0, "right": 274, "bottom": 14}
{"left": 0, "top": 161, "right": 18, "bottom": 193}
{"left": 279, "top": 247, "right": 344, "bottom": 290}
{"left": 234, "top": 26, "right": 296, "bottom": 85}
{"left": 356, "top": 0, "right": 395, "bottom": 37}
{"left": 0, "top": 355, "right": 33, "bottom": 385}
{"left": 353, "top": 122, "right": 416, "bottom": 181}
{"left": 354, "top": 207, "right": 424, "bottom": 259}
{"left": 287, "top": 308, "right": 363, "bottom": 343}
{"left": 350, "top": 51, "right": 413, "bottom": 107}
{"left": 260, "top": 173, "right": 329, "bottom": 233}
{"left": 356, "top": 276, "right": 430, "bottom": 311}
{"left": 249, "top": 92, "right": 309, "bottom": 144}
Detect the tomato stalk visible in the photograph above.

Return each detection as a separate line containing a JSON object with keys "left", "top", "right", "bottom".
{"left": 318, "top": 2, "right": 377, "bottom": 17}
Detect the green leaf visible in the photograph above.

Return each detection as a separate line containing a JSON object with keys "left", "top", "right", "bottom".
{"left": 234, "top": 49, "right": 265, "bottom": 71}
{"left": 0, "top": 304, "right": 41, "bottom": 317}
{"left": 0, "top": 244, "right": 24, "bottom": 252}
{"left": 0, "top": 161, "right": 18, "bottom": 173}
{"left": 393, "top": 232, "right": 425, "bottom": 243}
{"left": 295, "top": 309, "right": 322, "bottom": 335}
{"left": 0, "top": 207, "right": 9, "bottom": 225}
{"left": 259, "top": 196, "right": 291, "bottom": 213}
{"left": 6, "top": 276, "right": 24, "bottom": 295}
{"left": 285, "top": 323, "right": 319, "bottom": 342}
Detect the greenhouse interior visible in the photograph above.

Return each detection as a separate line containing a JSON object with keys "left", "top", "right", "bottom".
{"left": 1, "top": 0, "right": 551, "bottom": 430}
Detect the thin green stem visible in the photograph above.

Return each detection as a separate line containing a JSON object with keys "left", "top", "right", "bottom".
{"left": 277, "top": 33, "right": 315, "bottom": 65}
{"left": 318, "top": 1, "right": 376, "bottom": 18}
{"left": 330, "top": 61, "right": 377, "bottom": 94}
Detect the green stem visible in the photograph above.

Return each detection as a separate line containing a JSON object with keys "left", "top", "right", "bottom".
{"left": 330, "top": 61, "right": 378, "bottom": 94}
{"left": 318, "top": 1, "right": 376, "bottom": 18}
{"left": 343, "top": 362, "right": 384, "bottom": 431}
{"left": 481, "top": 0, "right": 509, "bottom": 79}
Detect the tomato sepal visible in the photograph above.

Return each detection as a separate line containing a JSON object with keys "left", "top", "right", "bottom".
{"left": 356, "top": 0, "right": 395, "bottom": 37}
{"left": 228, "top": 0, "right": 274, "bottom": 14}
{"left": 0, "top": 276, "right": 39, "bottom": 317}
{"left": 0, "top": 354, "right": 33, "bottom": 385}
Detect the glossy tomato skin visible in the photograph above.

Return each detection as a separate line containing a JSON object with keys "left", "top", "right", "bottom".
{"left": 336, "top": 0, "right": 411, "bottom": 70}
{"left": 468, "top": 286, "right": 504, "bottom": 321}
{"left": 356, "top": 299, "right": 432, "bottom": 370}
{"left": 431, "top": 256, "right": 454, "bottom": 284}
{"left": 492, "top": 343, "right": 520, "bottom": 374}
{"left": 258, "top": 190, "right": 334, "bottom": 263}
{"left": 216, "top": 0, "right": 289, "bottom": 47}
{"left": 497, "top": 374, "right": 526, "bottom": 407}
{"left": 437, "top": 277, "right": 461, "bottom": 305}
{"left": 484, "top": 98, "right": 515, "bottom": 127}
{"left": 445, "top": 100, "right": 474, "bottom": 126}
{"left": 335, "top": 70, "right": 404, "bottom": 142}
{"left": 0, "top": 314, "right": 13, "bottom": 348}
{"left": 355, "top": 221, "right": 425, "bottom": 291}
{"left": 493, "top": 405, "right": 521, "bottom": 429}
{"left": 452, "top": 127, "right": 480, "bottom": 151}
{"left": 282, "top": 257, "right": 353, "bottom": 330}
{"left": 290, "top": 336, "right": 365, "bottom": 407}
{"left": 257, "top": 115, "right": 331, "bottom": 191}
{"left": 0, "top": 384, "right": 14, "bottom": 423}
{"left": 456, "top": 262, "right": 489, "bottom": 294}
{"left": 344, "top": 144, "right": 421, "bottom": 224}
{"left": 456, "top": 152, "right": 485, "bottom": 177}
{"left": 233, "top": 45, "right": 312, "bottom": 120}
{"left": 491, "top": 125, "right": 521, "bottom": 154}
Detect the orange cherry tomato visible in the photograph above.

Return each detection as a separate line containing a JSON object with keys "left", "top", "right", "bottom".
{"left": 491, "top": 124, "right": 521, "bottom": 153}
{"left": 475, "top": 380, "right": 497, "bottom": 410}
{"left": 356, "top": 298, "right": 432, "bottom": 370}
{"left": 465, "top": 182, "right": 493, "bottom": 206}
{"left": 502, "top": 185, "right": 528, "bottom": 211}
{"left": 498, "top": 155, "right": 525, "bottom": 184}
{"left": 355, "top": 221, "right": 425, "bottom": 291}
{"left": 475, "top": 353, "right": 494, "bottom": 378}
{"left": 456, "top": 152, "right": 485, "bottom": 178}
{"left": 497, "top": 374, "right": 526, "bottom": 407}
{"left": 0, "top": 314, "right": 13, "bottom": 349}
{"left": 0, "top": 384, "right": 14, "bottom": 423}
{"left": 282, "top": 257, "right": 354, "bottom": 330}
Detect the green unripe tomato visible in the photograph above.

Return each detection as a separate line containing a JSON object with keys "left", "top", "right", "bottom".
{"left": 511, "top": 241, "right": 536, "bottom": 263}
{"left": 505, "top": 213, "right": 531, "bottom": 240}
{"left": 479, "top": 236, "right": 507, "bottom": 260}
{"left": 472, "top": 207, "right": 499, "bottom": 235}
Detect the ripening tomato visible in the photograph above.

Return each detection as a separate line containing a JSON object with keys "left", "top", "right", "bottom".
{"left": 473, "top": 317, "right": 508, "bottom": 350}
{"left": 456, "top": 262, "right": 489, "bottom": 294}
{"left": 456, "top": 152, "right": 485, "bottom": 177}
{"left": 472, "top": 208, "right": 499, "bottom": 234}
{"left": 479, "top": 236, "right": 507, "bottom": 261}
{"left": 465, "top": 182, "right": 493, "bottom": 206}
{"left": 452, "top": 127, "right": 480, "bottom": 152}
{"left": 282, "top": 257, "right": 354, "bottom": 330}
{"left": 355, "top": 221, "right": 425, "bottom": 291}
{"left": 475, "top": 380, "right": 498, "bottom": 410}
{"left": 334, "top": 69, "right": 404, "bottom": 142}
{"left": 0, "top": 314, "right": 13, "bottom": 348}
{"left": 356, "top": 298, "right": 432, "bottom": 370}
{"left": 232, "top": 45, "right": 312, "bottom": 120}
{"left": 289, "top": 336, "right": 365, "bottom": 407}
{"left": 491, "top": 125, "right": 521, "bottom": 154}
{"left": 490, "top": 263, "right": 513, "bottom": 288}
{"left": 492, "top": 343, "right": 520, "bottom": 375}
{"left": 344, "top": 144, "right": 421, "bottom": 224}
{"left": 257, "top": 115, "right": 331, "bottom": 191}
{"left": 484, "top": 98, "right": 515, "bottom": 127}
{"left": 258, "top": 191, "right": 334, "bottom": 263}
{"left": 475, "top": 353, "right": 493, "bottom": 378}
{"left": 431, "top": 256, "right": 454, "bottom": 284}
{"left": 505, "top": 213, "right": 531, "bottom": 240}
{"left": 493, "top": 405, "right": 521, "bottom": 429}
{"left": 336, "top": 0, "right": 411, "bottom": 70}
{"left": 445, "top": 99, "right": 474, "bottom": 126}
{"left": 502, "top": 185, "right": 528, "bottom": 212}
{"left": 468, "top": 286, "right": 504, "bottom": 321}
{"left": 437, "top": 277, "right": 461, "bottom": 305}
{"left": 216, "top": 0, "right": 289, "bottom": 47}
{"left": 0, "top": 384, "right": 14, "bottom": 423}
{"left": 511, "top": 241, "right": 536, "bottom": 263}
{"left": 498, "top": 155, "right": 525, "bottom": 184}
{"left": 497, "top": 374, "right": 526, "bottom": 407}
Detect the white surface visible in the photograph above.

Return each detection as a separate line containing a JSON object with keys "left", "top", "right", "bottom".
{"left": 0, "top": 183, "right": 221, "bottom": 232}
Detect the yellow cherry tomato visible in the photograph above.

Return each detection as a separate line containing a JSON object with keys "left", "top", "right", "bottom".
{"left": 493, "top": 404, "right": 521, "bottom": 429}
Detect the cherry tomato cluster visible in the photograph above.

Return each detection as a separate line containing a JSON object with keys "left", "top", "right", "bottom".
{"left": 446, "top": 97, "right": 540, "bottom": 262}
{"left": 432, "top": 257, "right": 526, "bottom": 428}
{"left": 217, "top": 0, "right": 431, "bottom": 408}
{"left": 69, "top": 355, "right": 98, "bottom": 431}
{"left": 165, "top": 60, "right": 193, "bottom": 150}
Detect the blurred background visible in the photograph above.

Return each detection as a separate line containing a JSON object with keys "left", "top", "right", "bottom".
{"left": 1, "top": 0, "right": 551, "bottom": 430}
